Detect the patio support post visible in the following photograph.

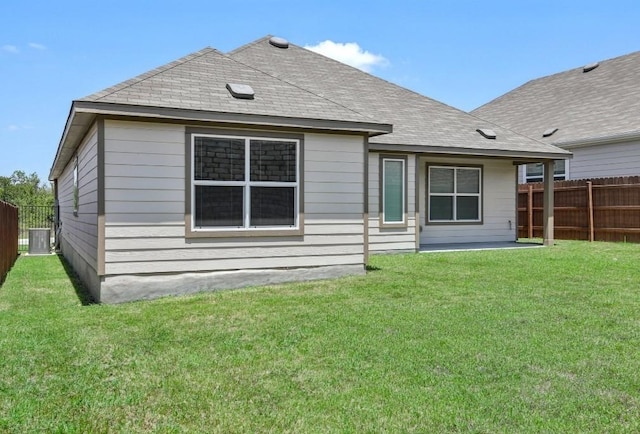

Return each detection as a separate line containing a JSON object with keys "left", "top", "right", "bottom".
{"left": 542, "top": 160, "right": 555, "bottom": 246}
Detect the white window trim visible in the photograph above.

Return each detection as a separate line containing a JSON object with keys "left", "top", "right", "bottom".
{"left": 428, "top": 165, "right": 482, "bottom": 223}
{"left": 191, "top": 133, "right": 300, "bottom": 232}
{"left": 382, "top": 157, "right": 406, "bottom": 225}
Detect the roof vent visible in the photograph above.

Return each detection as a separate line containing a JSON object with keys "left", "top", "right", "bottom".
{"left": 476, "top": 128, "right": 496, "bottom": 139}
{"left": 226, "top": 83, "right": 255, "bottom": 100}
{"left": 269, "top": 36, "right": 289, "bottom": 49}
{"left": 583, "top": 62, "right": 599, "bottom": 73}
{"left": 542, "top": 127, "right": 559, "bottom": 137}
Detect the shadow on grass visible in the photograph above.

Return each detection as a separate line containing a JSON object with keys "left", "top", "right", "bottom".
{"left": 366, "top": 264, "right": 382, "bottom": 271}
{"left": 56, "top": 254, "right": 96, "bottom": 306}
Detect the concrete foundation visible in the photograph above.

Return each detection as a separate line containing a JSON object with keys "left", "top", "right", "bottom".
{"left": 60, "top": 236, "right": 101, "bottom": 302}
{"left": 100, "top": 264, "right": 365, "bottom": 304}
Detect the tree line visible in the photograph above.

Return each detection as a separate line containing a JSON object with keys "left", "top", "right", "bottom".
{"left": 0, "top": 171, "right": 54, "bottom": 208}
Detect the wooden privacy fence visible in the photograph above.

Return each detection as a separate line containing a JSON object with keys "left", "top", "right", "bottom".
{"left": 519, "top": 176, "right": 640, "bottom": 243}
{"left": 0, "top": 200, "right": 19, "bottom": 282}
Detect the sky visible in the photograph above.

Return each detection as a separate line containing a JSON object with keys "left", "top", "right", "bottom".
{"left": 1, "top": 0, "right": 639, "bottom": 184}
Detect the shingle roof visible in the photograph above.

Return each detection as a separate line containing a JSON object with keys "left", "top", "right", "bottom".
{"left": 52, "top": 36, "right": 570, "bottom": 180}
{"left": 472, "top": 51, "right": 640, "bottom": 146}
{"left": 230, "top": 36, "right": 568, "bottom": 158}
{"left": 80, "top": 47, "right": 379, "bottom": 125}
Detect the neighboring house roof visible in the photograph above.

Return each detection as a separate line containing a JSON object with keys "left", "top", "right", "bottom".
{"left": 472, "top": 50, "right": 640, "bottom": 148}
{"left": 50, "top": 36, "right": 569, "bottom": 180}
{"left": 230, "top": 36, "right": 569, "bottom": 159}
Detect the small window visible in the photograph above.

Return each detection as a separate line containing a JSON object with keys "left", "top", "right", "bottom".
{"left": 73, "top": 156, "right": 79, "bottom": 215}
{"left": 191, "top": 134, "right": 299, "bottom": 232}
{"left": 380, "top": 156, "right": 407, "bottom": 227}
{"left": 428, "top": 166, "right": 482, "bottom": 223}
{"left": 525, "top": 160, "right": 566, "bottom": 183}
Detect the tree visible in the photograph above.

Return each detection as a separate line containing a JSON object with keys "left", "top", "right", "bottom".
{"left": 0, "top": 171, "right": 53, "bottom": 207}
{"left": 1, "top": 171, "right": 55, "bottom": 240}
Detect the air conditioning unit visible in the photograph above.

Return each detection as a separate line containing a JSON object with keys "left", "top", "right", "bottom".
{"left": 28, "top": 228, "right": 51, "bottom": 255}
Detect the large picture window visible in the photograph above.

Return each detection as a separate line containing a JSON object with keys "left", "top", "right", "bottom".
{"left": 191, "top": 134, "right": 299, "bottom": 232}
{"left": 381, "top": 157, "right": 406, "bottom": 225}
{"left": 428, "top": 165, "right": 482, "bottom": 223}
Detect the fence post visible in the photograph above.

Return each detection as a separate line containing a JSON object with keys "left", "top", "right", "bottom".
{"left": 527, "top": 184, "right": 533, "bottom": 239}
{"left": 587, "top": 181, "right": 594, "bottom": 242}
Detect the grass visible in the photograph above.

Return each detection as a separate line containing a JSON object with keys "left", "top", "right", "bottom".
{"left": 1, "top": 241, "right": 639, "bottom": 433}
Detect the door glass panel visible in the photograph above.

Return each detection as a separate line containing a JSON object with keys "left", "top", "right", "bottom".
{"left": 384, "top": 160, "right": 404, "bottom": 222}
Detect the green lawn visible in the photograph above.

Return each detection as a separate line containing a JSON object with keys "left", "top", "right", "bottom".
{"left": 1, "top": 241, "right": 639, "bottom": 433}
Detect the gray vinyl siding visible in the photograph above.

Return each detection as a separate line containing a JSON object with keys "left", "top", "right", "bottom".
{"left": 518, "top": 140, "right": 640, "bottom": 182}
{"left": 103, "top": 120, "right": 365, "bottom": 275}
{"left": 368, "top": 152, "right": 418, "bottom": 253}
{"left": 419, "top": 156, "right": 517, "bottom": 245}
{"left": 568, "top": 140, "right": 640, "bottom": 180}
{"left": 58, "top": 123, "right": 99, "bottom": 270}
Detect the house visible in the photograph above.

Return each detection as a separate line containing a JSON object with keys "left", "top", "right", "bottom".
{"left": 472, "top": 51, "right": 640, "bottom": 183}
{"left": 50, "top": 36, "right": 569, "bottom": 303}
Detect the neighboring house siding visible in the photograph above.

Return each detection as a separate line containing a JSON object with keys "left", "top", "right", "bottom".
{"left": 567, "top": 140, "right": 640, "bottom": 180}
{"left": 59, "top": 123, "right": 99, "bottom": 269}
{"left": 103, "top": 121, "right": 365, "bottom": 275}
{"left": 368, "top": 152, "right": 417, "bottom": 253}
{"left": 419, "top": 157, "right": 517, "bottom": 245}
{"left": 517, "top": 140, "right": 640, "bottom": 182}
{"left": 518, "top": 162, "right": 568, "bottom": 184}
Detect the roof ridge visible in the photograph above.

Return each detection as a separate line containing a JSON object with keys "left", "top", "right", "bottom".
{"left": 473, "top": 49, "right": 640, "bottom": 113}
{"left": 81, "top": 47, "right": 219, "bottom": 102}
{"left": 289, "top": 42, "right": 493, "bottom": 125}
{"left": 228, "top": 42, "right": 378, "bottom": 121}
{"left": 231, "top": 39, "right": 493, "bottom": 123}
{"left": 226, "top": 35, "right": 273, "bottom": 56}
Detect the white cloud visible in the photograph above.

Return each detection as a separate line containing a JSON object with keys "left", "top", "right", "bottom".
{"left": 2, "top": 45, "right": 19, "bottom": 54}
{"left": 6, "top": 124, "right": 33, "bottom": 132}
{"left": 28, "top": 42, "right": 46, "bottom": 50}
{"left": 304, "top": 40, "right": 388, "bottom": 72}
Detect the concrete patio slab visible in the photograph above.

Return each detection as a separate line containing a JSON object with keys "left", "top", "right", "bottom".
{"left": 420, "top": 241, "right": 544, "bottom": 253}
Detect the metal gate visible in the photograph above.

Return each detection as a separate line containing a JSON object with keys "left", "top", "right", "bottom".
{"left": 18, "top": 205, "right": 56, "bottom": 252}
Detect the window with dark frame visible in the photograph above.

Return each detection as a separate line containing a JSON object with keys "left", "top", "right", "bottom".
{"left": 428, "top": 166, "right": 481, "bottom": 222}
{"left": 192, "top": 135, "right": 299, "bottom": 231}
{"left": 382, "top": 157, "right": 405, "bottom": 224}
{"left": 525, "top": 160, "right": 566, "bottom": 183}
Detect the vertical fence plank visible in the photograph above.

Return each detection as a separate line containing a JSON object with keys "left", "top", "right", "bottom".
{"left": 518, "top": 176, "right": 640, "bottom": 243}
{"left": 0, "top": 200, "right": 19, "bottom": 283}
{"left": 587, "top": 181, "right": 594, "bottom": 242}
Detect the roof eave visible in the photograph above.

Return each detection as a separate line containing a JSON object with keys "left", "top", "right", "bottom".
{"left": 49, "top": 103, "right": 96, "bottom": 180}
{"left": 49, "top": 101, "right": 393, "bottom": 180}
{"left": 553, "top": 129, "right": 640, "bottom": 149}
{"left": 75, "top": 101, "right": 392, "bottom": 134}
{"left": 368, "top": 143, "right": 572, "bottom": 161}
